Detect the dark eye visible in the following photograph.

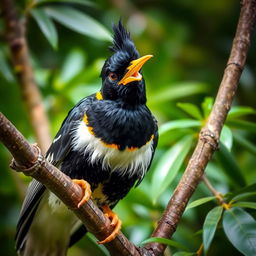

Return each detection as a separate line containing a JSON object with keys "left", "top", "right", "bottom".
{"left": 108, "top": 72, "right": 118, "bottom": 81}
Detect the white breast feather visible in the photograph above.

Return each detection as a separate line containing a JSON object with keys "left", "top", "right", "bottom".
{"left": 72, "top": 121, "right": 153, "bottom": 179}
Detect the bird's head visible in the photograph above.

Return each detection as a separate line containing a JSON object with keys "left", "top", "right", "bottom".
{"left": 100, "top": 21, "right": 152, "bottom": 106}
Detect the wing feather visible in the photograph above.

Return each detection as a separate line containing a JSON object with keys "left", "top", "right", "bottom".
{"left": 15, "top": 96, "right": 93, "bottom": 251}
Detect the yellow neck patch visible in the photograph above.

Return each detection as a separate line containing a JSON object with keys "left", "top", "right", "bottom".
{"left": 96, "top": 91, "right": 103, "bottom": 100}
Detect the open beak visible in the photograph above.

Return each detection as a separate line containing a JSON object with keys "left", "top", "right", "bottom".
{"left": 118, "top": 55, "right": 153, "bottom": 85}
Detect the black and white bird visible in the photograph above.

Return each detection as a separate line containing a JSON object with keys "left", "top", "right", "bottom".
{"left": 15, "top": 21, "right": 158, "bottom": 256}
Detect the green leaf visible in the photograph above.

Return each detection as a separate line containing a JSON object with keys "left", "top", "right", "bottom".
{"left": 223, "top": 207, "right": 256, "bottom": 256}
{"left": 203, "top": 206, "right": 223, "bottom": 254}
{"left": 231, "top": 192, "right": 256, "bottom": 203}
{"left": 220, "top": 125, "right": 233, "bottom": 151}
{"left": 234, "top": 133, "right": 256, "bottom": 156}
{"left": 53, "top": 49, "right": 85, "bottom": 90}
{"left": 150, "top": 82, "right": 208, "bottom": 105}
{"left": 228, "top": 106, "right": 256, "bottom": 119}
{"left": 177, "top": 102, "right": 203, "bottom": 120}
{"left": 31, "top": 8, "right": 58, "bottom": 49}
{"left": 60, "top": 49, "right": 85, "bottom": 83}
{"left": 151, "top": 135, "right": 193, "bottom": 204}
{"left": 232, "top": 202, "right": 256, "bottom": 210}
{"left": 202, "top": 97, "right": 213, "bottom": 118}
{"left": 227, "top": 120, "right": 256, "bottom": 133}
{"left": 0, "top": 52, "right": 14, "bottom": 82}
{"left": 140, "top": 237, "right": 188, "bottom": 250}
{"left": 44, "top": 6, "right": 111, "bottom": 41}
{"left": 215, "top": 143, "right": 246, "bottom": 188}
{"left": 36, "top": 0, "right": 95, "bottom": 7}
{"left": 159, "top": 119, "right": 201, "bottom": 136}
{"left": 173, "top": 252, "right": 195, "bottom": 256}
{"left": 227, "top": 183, "right": 256, "bottom": 202}
{"left": 186, "top": 196, "right": 216, "bottom": 210}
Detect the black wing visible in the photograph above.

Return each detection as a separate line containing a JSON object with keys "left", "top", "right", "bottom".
{"left": 15, "top": 96, "right": 94, "bottom": 251}
{"left": 46, "top": 96, "right": 93, "bottom": 166}
{"left": 15, "top": 179, "right": 45, "bottom": 251}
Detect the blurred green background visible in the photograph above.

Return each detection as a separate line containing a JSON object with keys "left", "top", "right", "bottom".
{"left": 1, "top": 0, "right": 256, "bottom": 255}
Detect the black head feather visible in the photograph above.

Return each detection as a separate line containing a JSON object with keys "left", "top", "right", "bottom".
{"left": 109, "top": 20, "right": 139, "bottom": 59}
{"left": 100, "top": 21, "right": 146, "bottom": 105}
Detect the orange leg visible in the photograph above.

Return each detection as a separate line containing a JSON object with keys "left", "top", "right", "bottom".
{"left": 72, "top": 179, "right": 92, "bottom": 208}
{"left": 98, "top": 205, "right": 122, "bottom": 244}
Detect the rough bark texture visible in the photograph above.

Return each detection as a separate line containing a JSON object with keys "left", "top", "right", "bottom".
{"left": 145, "top": 0, "right": 256, "bottom": 254}
{"left": 1, "top": 0, "right": 51, "bottom": 153}
{"left": 0, "top": 112, "right": 143, "bottom": 256}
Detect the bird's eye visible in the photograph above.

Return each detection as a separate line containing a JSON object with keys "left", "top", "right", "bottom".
{"left": 108, "top": 72, "right": 118, "bottom": 81}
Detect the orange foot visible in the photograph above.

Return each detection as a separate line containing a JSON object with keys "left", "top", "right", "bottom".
{"left": 98, "top": 205, "right": 122, "bottom": 244}
{"left": 72, "top": 179, "right": 92, "bottom": 208}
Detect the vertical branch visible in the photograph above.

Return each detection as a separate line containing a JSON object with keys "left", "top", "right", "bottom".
{"left": 1, "top": 0, "right": 51, "bottom": 153}
{"left": 145, "top": 0, "right": 256, "bottom": 255}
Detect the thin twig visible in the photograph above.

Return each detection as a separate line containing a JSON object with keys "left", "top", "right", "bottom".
{"left": 202, "top": 175, "right": 224, "bottom": 204}
{"left": 1, "top": 0, "right": 51, "bottom": 154}
{"left": 145, "top": 1, "right": 256, "bottom": 255}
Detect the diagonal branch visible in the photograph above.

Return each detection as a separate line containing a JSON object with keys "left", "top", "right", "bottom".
{"left": 145, "top": 0, "right": 256, "bottom": 254}
{"left": 1, "top": 0, "right": 51, "bottom": 153}
{"left": 0, "top": 112, "right": 146, "bottom": 256}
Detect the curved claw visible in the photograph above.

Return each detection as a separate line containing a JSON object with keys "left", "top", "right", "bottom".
{"left": 72, "top": 179, "right": 91, "bottom": 208}
{"left": 98, "top": 205, "right": 122, "bottom": 244}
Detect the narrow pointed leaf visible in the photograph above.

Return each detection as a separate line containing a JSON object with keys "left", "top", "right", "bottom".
{"left": 159, "top": 119, "right": 200, "bottom": 136}
{"left": 37, "top": 0, "right": 95, "bottom": 7}
{"left": 215, "top": 143, "right": 246, "bottom": 187}
{"left": 228, "top": 106, "right": 256, "bottom": 119}
{"left": 173, "top": 252, "right": 195, "bottom": 256}
{"left": 186, "top": 196, "right": 216, "bottom": 210}
{"left": 231, "top": 192, "right": 256, "bottom": 203}
{"left": 223, "top": 207, "right": 256, "bottom": 256}
{"left": 202, "top": 97, "right": 213, "bottom": 118}
{"left": 203, "top": 206, "right": 223, "bottom": 254}
{"left": 177, "top": 102, "right": 203, "bottom": 120}
{"left": 232, "top": 202, "right": 256, "bottom": 210}
{"left": 0, "top": 52, "right": 14, "bottom": 82}
{"left": 31, "top": 8, "right": 58, "bottom": 49}
{"left": 150, "top": 82, "right": 208, "bottom": 104}
{"left": 234, "top": 133, "right": 256, "bottom": 156}
{"left": 140, "top": 237, "right": 188, "bottom": 250}
{"left": 151, "top": 135, "right": 193, "bottom": 203}
{"left": 60, "top": 49, "right": 85, "bottom": 83}
{"left": 220, "top": 125, "right": 233, "bottom": 151}
{"left": 227, "top": 183, "right": 256, "bottom": 201}
{"left": 227, "top": 120, "right": 256, "bottom": 133}
{"left": 44, "top": 7, "right": 111, "bottom": 41}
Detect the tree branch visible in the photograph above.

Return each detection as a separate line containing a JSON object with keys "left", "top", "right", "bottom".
{"left": 0, "top": 112, "right": 147, "bottom": 256}
{"left": 145, "top": 0, "right": 256, "bottom": 254}
{"left": 1, "top": 0, "right": 51, "bottom": 153}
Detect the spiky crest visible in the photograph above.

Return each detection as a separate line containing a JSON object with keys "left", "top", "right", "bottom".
{"left": 110, "top": 20, "right": 139, "bottom": 59}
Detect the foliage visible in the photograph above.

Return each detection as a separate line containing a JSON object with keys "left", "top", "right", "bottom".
{"left": 0, "top": 0, "right": 256, "bottom": 255}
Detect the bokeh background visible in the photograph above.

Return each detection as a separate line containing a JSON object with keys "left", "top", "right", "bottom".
{"left": 1, "top": 0, "right": 256, "bottom": 255}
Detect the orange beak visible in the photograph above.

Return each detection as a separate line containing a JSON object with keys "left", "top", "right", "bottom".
{"left": 118, "top": 55, "right": 153, "bottom": 85}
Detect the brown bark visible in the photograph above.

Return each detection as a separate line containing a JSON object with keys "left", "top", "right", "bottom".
{"left": 0, "top": 112, "right": 144, "bottom": 256}
{"left": 145, "top": 0, "right": 256, "bottom": 254}
{"left": 1, "top": 0, "right": 51, "bottom": 154}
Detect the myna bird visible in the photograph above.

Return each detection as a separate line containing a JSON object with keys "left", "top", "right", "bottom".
{"left": 15, "top": 21, "right": 158, "bottom": 256}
